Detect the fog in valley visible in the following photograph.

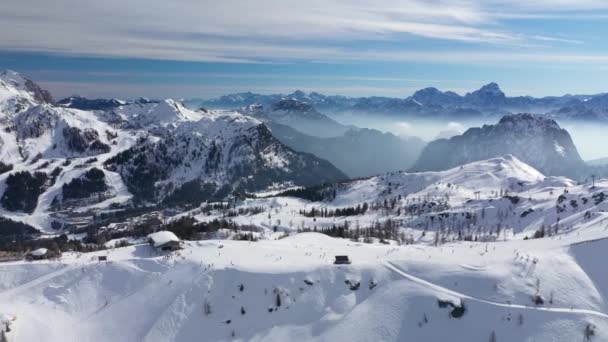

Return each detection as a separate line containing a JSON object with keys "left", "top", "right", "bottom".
{"left": 326, "top": 112, "right": 608, "bottom": 162}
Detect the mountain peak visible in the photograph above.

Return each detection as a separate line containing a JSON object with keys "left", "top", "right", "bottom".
{"left": 480, "top": 82, "right": 501, "bottom": 92}
{"left": 463, "top": 82, "right": 505, "bottom": 107}
{"left": 289, "top": 90, "right": 307, "bottom": 98}
{"left": 472, "top": 82, "right": 504, "bottom": 97}
{"left": 0, "top": 70, "right": 54, "bottom": 104}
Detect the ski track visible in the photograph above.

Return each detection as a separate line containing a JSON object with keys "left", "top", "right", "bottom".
{"left": 384, "top": 261, "right": 608, "bottom": 320}
{"left": 0, "top": 264, "right": 77, "bottom": 300}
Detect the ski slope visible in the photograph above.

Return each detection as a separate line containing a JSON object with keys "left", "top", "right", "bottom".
{"left": 1, "top": 230, "right": 608, "bottom": 341}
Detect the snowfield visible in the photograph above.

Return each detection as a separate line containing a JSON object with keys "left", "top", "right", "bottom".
{"left": 2, "top": 230, "right": 608, "bottom": 341}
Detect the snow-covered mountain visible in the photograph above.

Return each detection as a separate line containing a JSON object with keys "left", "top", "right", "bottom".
{"left": 4, "top": 156, "right": 606, "bottom": 341}
{"left": 191, "top": 156, "right": 581, "bottom": 238}
{"left": 104, "top": 110, "right": 346, "bottom": 204}
{"left": 0, "top": 70, "right": 346, "bottom": 232}
{"left": 411, "top": 114, "right": 587, "bottom": 179}
{"left": 0, "top": 70, "right": 126, "bottom": 164}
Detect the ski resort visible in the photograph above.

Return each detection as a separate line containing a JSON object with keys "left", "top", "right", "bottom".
{"left": 3, "top": 0, "right": 608, "bottom": 340}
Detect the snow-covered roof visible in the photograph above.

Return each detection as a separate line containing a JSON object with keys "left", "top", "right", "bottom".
{"left": 30, "top": 248, "right": 48, "bottom": 256}
{"left": 147, "top": 231, "right": 180, "bottom": 247}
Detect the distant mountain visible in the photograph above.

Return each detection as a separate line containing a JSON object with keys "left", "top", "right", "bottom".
{"left": 587, "top": 157, "right": 608, "bottom": 167}
{"left": 57, "top": 96, "right": 126, "bottom": 111}
{"left": 269, "top": 122, "right": 425, "bottom": 178}
{"left": 463, "top": 82, "right": 506, "bottom": 108}
{"left": 411, "top": 87, "right": 462, "bottom": 107}
{"left": 410, "top": 114, "right": 587, "bottom": 179}
{"left": 546, "top": 94, "right": 608, "bottom": 121}
{"left": 191, "top": 84, "right": 608, "bottom": 121}
{"left": 238, "top": 99, "right": 349, "bottom": 138}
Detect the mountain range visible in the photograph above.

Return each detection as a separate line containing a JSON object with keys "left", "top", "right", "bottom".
{"left": 0, "top": 70, "right": 345, "bottom": 231}
{"left": 4, "top": 72, "right": 608, "bottom": 342}
{"left": 188, "top": 83, "right": 608, "bottom": 121}
{"left": 1, "top": 69, "right": 605, "bottom": 234}
{"left": 63, "top": 95, "right": 427, "bottom": 178}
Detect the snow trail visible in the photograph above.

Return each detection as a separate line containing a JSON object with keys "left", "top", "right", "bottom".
{"left": 384, "top": 261, "right": 608, "bottom": 319}
{"left": 0, "top": 264, "right": 77, "bottom": 300}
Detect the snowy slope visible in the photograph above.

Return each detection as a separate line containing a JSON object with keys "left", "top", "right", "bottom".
{"left": 0, "top": 71, "right": 140, "bottom": 230}
{"left": 1, "top": 230, "right": 608, "bottom": 341}
{"left": 110, "top": 99, "right": 204, "bottom": 130}
{"left": 187, "top": 155, "right": 588, "bottom": 239}
{"left": 105, "top": 108, "right": 346, "bottom": 203}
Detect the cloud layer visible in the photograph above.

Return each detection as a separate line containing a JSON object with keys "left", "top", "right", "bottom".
{"left": 1, "top": 0, "right": 607, "bottom": 64}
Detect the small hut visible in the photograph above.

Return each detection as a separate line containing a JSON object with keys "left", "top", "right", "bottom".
{"left": 26, "top": 248, "right": 50, "bottom": 260}
{"left": 147, "top": 231, "right": 181, "bottom": 252}
{"left": 334, "top": 255, "right": 351, "bottom": 264}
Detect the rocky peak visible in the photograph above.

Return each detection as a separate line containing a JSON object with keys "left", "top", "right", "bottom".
{"left": 411, "top": 113, "right": 586, "bottom": 178}
{"left": 497, "top": 113, "right": 560, "bottom": 129}
{"left": 289, "top": 90, "right": 307, "bottom": 99}
{"left": 464, "top": 82, "right": 506, "bottom": 107}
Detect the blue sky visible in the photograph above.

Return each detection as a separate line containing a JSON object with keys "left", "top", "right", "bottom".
{"left": 2, "top": 0, "right": 608, "bottom": 99}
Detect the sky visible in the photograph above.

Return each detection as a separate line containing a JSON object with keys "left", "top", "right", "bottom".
{"left": 2, "top": 0, "right": 608, "bottom": 100}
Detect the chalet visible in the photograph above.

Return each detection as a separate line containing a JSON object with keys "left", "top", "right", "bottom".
{"left": 147, "top": 231, "right": 181, "bottom": 252}
{"left": 334, "top": 255, "right": 351, "bottom": 264}
{"left": 25, "top": 248, "right": 57, "bottom": 260}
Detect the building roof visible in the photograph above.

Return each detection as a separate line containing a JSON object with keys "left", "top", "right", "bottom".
{"left": 30, "top": 248, "right": 48, "bottom": 256}
{"left": 147, "top": 231, "right": 180, "bottom": 247}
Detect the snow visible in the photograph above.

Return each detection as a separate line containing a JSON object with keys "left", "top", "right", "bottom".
{"left": 112, "top": 99, "right": 204, "bottom": 128}
{"left": 147, "top": 231, "right": 180, "bottom": 247}
{"left": 1, "top": 229, "right": 608, "bottom": 341}
{"left": 554, "top": 140, "right": 566, "bottom": 156}
{"left": 29, "top": 248, "right": 48, "bottom": 257}
{"left": 185, "top": 155, "right": 584, "bottom": 240}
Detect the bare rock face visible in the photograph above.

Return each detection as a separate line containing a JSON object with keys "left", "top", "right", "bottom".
{"left": 24, "top": 79, "right": 54, "bottom": 104}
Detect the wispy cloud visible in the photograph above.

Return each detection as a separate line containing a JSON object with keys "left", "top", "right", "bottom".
{"left": 0, "top": 0, "right": 598, "bottom": 64}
